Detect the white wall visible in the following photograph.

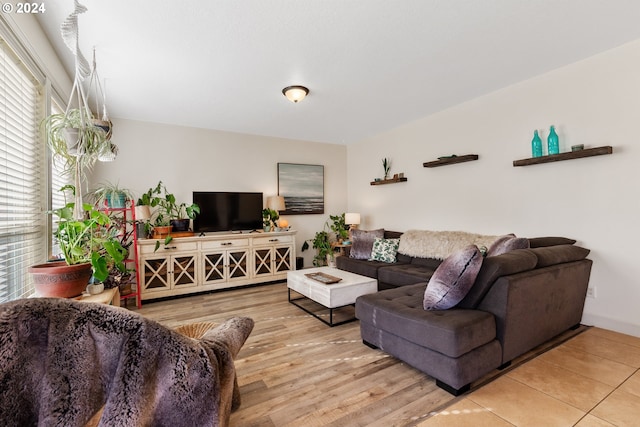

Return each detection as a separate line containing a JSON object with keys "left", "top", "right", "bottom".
{"left": 90, "top": 119, "right": 348, "bottom": 268}
{"left": 347, "top": 39, "right": 640, "bottom": 337}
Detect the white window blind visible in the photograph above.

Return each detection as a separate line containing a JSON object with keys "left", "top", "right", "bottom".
{"left": 0, "top": 38, "right": 45, "bottom": 302}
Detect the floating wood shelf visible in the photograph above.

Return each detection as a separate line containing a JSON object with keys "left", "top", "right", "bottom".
{"left": 370, "top": 177, "right": 408, "bottom": 185}
{"left": 513, "top": 146, "right": 613, "bottom": 167}
{"left": 423, "top": 154, "right": 479, "bottom": 168}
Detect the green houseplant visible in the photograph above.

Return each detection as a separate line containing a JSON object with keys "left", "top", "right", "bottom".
{"left": 262, "top": 208, "right": 279, "bottom": 232}
{"left": 29, "top": 185, "right": 127, "bottom": 298}
{"left": 328, "top": 213, "right": 349, "bottom": 242}
{"left": 139, "top": 181, "right": 200, "bottom": 249}
{"left": 91, "top": 181, "right": 133, "bottom": 208}
{"left": 42, "top": 107, "right": 111, "bottom": 219}
{"left": 301, "top": 213, "right": 350, "bottom": 266}
{"left": 301, "top": 230, "right": 333, "bottom": 267}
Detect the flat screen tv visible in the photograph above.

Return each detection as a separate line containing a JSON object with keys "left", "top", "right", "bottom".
{"left": 193, "top": 192, "right": 263, "bottom": 233}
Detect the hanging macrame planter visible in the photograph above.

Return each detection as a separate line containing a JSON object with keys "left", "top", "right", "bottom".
{"left": 41, "top": 0, "right": 111, "bottom": 218}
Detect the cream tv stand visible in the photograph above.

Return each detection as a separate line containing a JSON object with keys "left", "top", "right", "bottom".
{"left": 137, "top": 230, "right": 296, "bottom": 301}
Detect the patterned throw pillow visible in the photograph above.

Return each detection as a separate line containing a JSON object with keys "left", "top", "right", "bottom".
{"left": 423, "top": 245, "right": 483, "bottom": 310}
{"left": 350, "top": 229, "right": 385, "bottom": 260}
{"left": 369, "top": 238, "right": 400, "bottom": 263}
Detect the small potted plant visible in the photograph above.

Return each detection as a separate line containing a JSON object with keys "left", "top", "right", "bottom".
{"left": 91, "top": 181, "right": 133, "bottom": 208}
{"left": 382, "top": 158, "right": 391, "bottom": 180}
{"left": 28, "top": 185, "right": 127, "bottom": 298}
{"left": 328, "top": 213, "right": 349, "bottom": 243}
{"left": 301, "top": 230, "right": 334, "bottom": 267}
{"left": 262, "top": 208, "right": 279, "bottom": 232}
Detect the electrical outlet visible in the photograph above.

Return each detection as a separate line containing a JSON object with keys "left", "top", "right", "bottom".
{"left": 587, "top": 287, "right": 596, "bottom": 298}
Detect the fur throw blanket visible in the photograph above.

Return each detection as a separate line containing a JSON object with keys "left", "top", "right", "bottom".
{"left": 398, "top": 229, "right": 502, "bottom": 260}
{"left": 0, "top": 298, "right": 254, "bottom": 427}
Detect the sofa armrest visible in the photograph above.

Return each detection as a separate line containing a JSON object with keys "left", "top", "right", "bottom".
{"left": 477, "top": 259, "right": 592, "bottom": 363}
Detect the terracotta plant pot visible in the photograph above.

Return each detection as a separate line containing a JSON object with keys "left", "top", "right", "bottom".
{"left": 29, "top": 261, "right": 92, "bottom": 298}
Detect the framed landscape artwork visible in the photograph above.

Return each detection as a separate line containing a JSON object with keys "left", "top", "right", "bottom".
{"left": 277, "top": 163, "right": 324, "bottom": 215}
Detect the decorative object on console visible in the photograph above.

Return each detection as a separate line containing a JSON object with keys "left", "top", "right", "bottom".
{"left": 282, "top": 85, "right": 309, "bottom": 103}
{"left": 278, "top": 163, "right": 324, "bottom": 214}
{"left": 547, "top": 125, "right": 560, "bottom": 155}
{"left": 531, "top": 130, "right": 543, "bottom": 157}
{"left": 423, "top": 245, "right": 483, "bottom": 310}
{"left": 262, "top": 208, "right": 279, "bottom": 232}
{"left": 369, "top": 238, "right": 400, "bottom": 263}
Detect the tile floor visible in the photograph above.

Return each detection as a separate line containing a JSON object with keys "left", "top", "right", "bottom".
{"left": 416, "top": 327, "right": 640, "bottom": 427}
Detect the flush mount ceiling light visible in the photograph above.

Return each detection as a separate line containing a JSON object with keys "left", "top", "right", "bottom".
{"left": 282, "top": 85, "right": 309, "bottom": 103}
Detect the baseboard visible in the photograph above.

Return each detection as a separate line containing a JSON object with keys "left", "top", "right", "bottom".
{"left": 581, "top": 313, "right": 640, "bottom": 338}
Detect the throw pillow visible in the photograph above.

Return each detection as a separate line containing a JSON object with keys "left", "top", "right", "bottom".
{"left": 350, "top": 229, "right": 384, "bottom": 260}
{"left": 423, "top": 245, "right": 483, "bottom": 310}
{"left": 487, "top": 235, "right": 530, "bottom": 257}
{"left": 369, "top": 238, "right": 400, "bottom": 263}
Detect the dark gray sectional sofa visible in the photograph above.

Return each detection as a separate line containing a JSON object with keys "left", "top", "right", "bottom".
{"left": 338, "top": 231, "right": 593, "bottom": 395}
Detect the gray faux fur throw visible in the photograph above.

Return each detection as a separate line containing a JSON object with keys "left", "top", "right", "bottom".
{"left": 0, "top": 298, "right": 254, "bottom": 427}
{"left": 398, "top": 229, "right": 502, "bottom": 260}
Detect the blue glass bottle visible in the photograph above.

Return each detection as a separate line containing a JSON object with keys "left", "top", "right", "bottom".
{"left": 547, "top": 125, "right": 559, "bottom": 155}
{"left": 531, "top": 130, "right": 543, "bottom": 157}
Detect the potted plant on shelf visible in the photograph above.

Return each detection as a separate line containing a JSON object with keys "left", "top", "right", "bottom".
{"left": 91, "top": 181, "right": 133, "bottom": 208}
{"left": 262, "top": 208, "right": 279, "bottom": 232}
{"left": 139, "top": 181, "right": 200, "bottom": 248}
{"left": 28, "top": 185, "right": 127, "bottom": 298}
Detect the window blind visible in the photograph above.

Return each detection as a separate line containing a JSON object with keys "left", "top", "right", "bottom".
{"left": 0, "top": 38, "right": 45, "bottom": 302}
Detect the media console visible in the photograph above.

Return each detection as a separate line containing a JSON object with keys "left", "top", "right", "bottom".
{"left": 137, "top": 230, "right": 296, "bottom": 301}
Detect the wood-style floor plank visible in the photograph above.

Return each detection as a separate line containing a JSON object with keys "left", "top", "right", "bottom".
{"left": 133, "top": 282, "right": 455, "bottom": 427}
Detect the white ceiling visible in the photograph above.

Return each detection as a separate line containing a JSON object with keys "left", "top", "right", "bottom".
{"left": 36, "top": 0, "right": 640, "bottom": 144}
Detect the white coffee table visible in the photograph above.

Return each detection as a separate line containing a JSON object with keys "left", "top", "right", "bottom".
{"left": 287, "top": 267, "right": 377, "bottom": 326}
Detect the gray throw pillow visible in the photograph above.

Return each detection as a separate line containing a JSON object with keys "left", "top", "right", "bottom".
{"left": 423, "top": 245, "right": 483, "bottom": 310}
{"left": 487, "top": 235, "right": 530, "bottom": 257}
{"left": 350, "top": 229, "right": 384, "bottom": 260}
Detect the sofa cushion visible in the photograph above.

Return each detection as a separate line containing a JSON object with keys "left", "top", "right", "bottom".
{"left": 528, "top": 236, "right": 577, "bottom": 248}
{"left": 529, "top": 245, "right": 590, "bottom": 268}
{"left": 350, "top": 229, "right": 385, "bottom": 260}
{"left": 355, "top": 283, "right": 496, "bottom": 358}
{"left": 378, "top": 263, "right": 437, "bottom": 287}
{"left": 457, "top": 249, "right": 539, "bottom": 309}
{"left": 487, "top": 236, "right": 530, "bottom": 256}
{"left": 423, "top": 245, "right": 483, "bottom": 310}
{"left": 369, "top": 238, "right": 400, "bottom": 263}
{"left": 336, "top": 256, "right": 405, "bottom": 279}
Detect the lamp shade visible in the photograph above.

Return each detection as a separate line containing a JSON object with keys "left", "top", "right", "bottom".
{"left": 345, "top": 212, "right": 361, "bottom": 225}
{"left": 267, "top": 196, "right": 286, "bottom": 211}
{"left": 135, "top": 205, "right": 151, "bottom": 221}
{"left": 282, "top": 85, "right": 309, "bottom": 103}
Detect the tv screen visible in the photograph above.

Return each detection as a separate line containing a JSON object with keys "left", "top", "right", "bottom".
{"left": 193, "top": 192, "right": 263, "bottom": 233}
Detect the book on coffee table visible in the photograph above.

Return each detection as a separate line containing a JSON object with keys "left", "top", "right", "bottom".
{"left": 305, "top": 272, "right": 342, "bottom": 284}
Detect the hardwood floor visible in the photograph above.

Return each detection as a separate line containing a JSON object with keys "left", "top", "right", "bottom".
{"left": 132, "top": 282, "right": 633, "bottom": 427}
{"left": 133, "top": 282, "right": 456, "bottom": 427}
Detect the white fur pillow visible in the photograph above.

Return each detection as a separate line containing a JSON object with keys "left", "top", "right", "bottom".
{"left": 399, "top": 230, "right": 502, "bottom": 260}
